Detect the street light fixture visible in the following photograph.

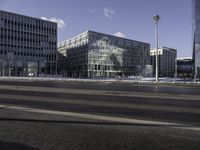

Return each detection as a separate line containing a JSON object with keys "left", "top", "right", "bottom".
{"left": 153, "top": 15, "right": 161, "bottom": 83}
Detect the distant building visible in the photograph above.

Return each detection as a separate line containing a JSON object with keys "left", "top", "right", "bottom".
{"left": 58, "top": 31, "right": 152, "bottom": 78}
{"left": 150, "top": 47, "right": 177, "bottom": 77}
{"left": 193, "top": 0, "right": 200, "bottom": 80}
{"left": 177, "top": 57, "right": 193, "bottom": 78}
{"left": 0, "top": 10, "right": 57, "bottom": 76}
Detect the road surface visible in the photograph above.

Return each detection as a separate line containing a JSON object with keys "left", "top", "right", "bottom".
{"left": 0, "top": 79, "right": 200, "bottom": 150}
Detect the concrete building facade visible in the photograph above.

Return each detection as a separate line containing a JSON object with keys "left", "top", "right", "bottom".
{"left": 150, "top": 47, "right": 177, "bottom": 77}
{"left": 58, "top": 31, "right": 152, "bottom": 78}
{"left": 0, "top": 10, "right": 57, "bottom": 76}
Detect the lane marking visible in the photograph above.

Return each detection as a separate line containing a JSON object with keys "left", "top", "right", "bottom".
{"left": 0, "top": 93, "right": 200, "bottom": 114}
{"left": 0, "top": 104, "right": 199, "bottom": 131}
{"left": 0, "top": 85, "right": 200, "bottom": 101}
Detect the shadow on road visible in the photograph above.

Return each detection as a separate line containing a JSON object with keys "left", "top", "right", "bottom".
{"left": 0, "top": 141, "right": 40, "bottom": 150}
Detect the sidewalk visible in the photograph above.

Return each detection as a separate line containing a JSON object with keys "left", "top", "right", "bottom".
{"left": 0, "top": 76, "right": 199, "bottom": 86}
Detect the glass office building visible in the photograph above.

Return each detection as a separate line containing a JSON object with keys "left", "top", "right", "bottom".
{"left": 58, "top": 31, "right": 152, "bottom": 78}
{"left": 0, "top": 10, "right": 57, "bottom": 77}
{"left": 193, "top": 0, "right": 200, "bottom": 79}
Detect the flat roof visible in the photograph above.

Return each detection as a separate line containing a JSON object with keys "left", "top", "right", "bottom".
{"left": 0, "top": 9, "right": 57, "bottom": 25}
{"left": 59, "top": 30, "right": 150, "bottom": 46}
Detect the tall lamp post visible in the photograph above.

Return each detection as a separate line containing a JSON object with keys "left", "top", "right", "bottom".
{"left": 153, "top": 15, "right": 161, "bottom": 83}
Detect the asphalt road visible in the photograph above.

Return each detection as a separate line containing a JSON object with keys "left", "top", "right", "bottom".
{"left": 0, "top": 79, "right": 200, "bottom": 150}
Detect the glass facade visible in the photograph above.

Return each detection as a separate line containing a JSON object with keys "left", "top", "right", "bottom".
{"left": 193, "top": 0, "right": 200, "bottom": 79}
{"left": 177, "top": 58, "right": 193, "bottom": 78}
{"left": 58, "top": 31, "right": 152, "bottom": 78}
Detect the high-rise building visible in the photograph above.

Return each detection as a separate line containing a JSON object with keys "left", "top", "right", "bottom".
{"left": 0, "top": 10, "right": 57, "bottom": 76}
{"left": 58, "top": 31, "right": 152, "bottom": 78}
{"left": 150, "top": 47, "right": 177, "bottom": 77}
{"left": 193, "top": 0, "right": 200, "bottom": 80}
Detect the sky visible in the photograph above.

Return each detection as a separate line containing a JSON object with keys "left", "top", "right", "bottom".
{"left": 0, "top": 0, "right": 192, "bottom": 57}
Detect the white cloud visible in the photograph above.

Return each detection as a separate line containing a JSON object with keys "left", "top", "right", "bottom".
{"left": 41, "top": 17, "right": 66, "bottom": 28}
{"left": 103, "top": 8, "right": 115, "bottom": 19}
{"left": 114, "top": 32, "right": 126, "bottom": 38}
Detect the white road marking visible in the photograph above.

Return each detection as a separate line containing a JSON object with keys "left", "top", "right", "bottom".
{"left": 0, "top": 93, "right": 200, "bottom": 114}
{"left": 0, "top": 104, "right": 199, "bottom": 131}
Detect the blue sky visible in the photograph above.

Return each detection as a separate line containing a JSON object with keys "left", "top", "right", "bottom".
{"left": 0, "top": 0, "right": 192, "bottom": 57}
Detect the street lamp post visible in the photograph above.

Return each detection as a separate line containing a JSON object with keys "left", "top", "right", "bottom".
{"left": 174, "top": 57, "right": 177, "bottom": 83}
{"left": 153, "top": 15, "right": 161, "bottom": 83}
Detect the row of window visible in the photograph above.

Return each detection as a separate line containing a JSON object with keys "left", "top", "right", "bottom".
{"left": 0, "top": 50, "right": 56, "bottom": 58}
{"left": 1, "top": 36, "right": 49, "bottom": 43}
{"left": 0, "top": 43, "right": 56, "bottom": 50}
{"left": 0, "top": 44, "right": 43, "bottom": 50}
{"left": 68, "top": 64, "right": 137, "bottom": 72}
{"left": 0, "top": 18, "right": 56, "bottom": 34}
{"left": 0, "top": 28, "right": 54, "bottom": 38}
